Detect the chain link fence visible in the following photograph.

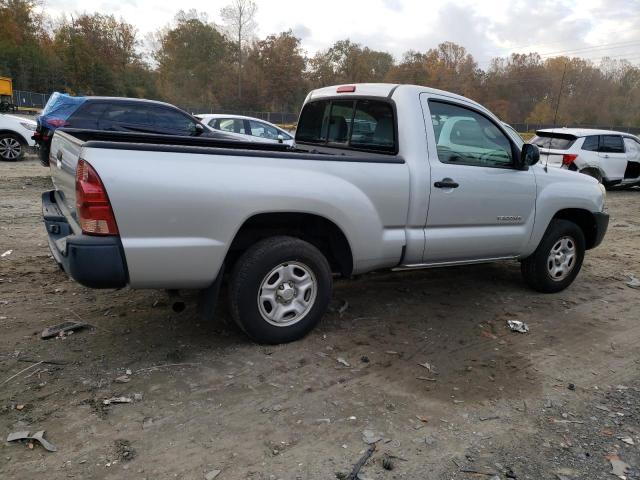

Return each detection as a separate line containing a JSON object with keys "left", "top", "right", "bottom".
{"left": 12, "top": 90, "right": 51, "bottom": 109}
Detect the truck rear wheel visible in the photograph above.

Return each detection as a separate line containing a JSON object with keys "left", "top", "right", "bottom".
{"left": 229, "top": 236, "right": 332, "bottom": 344}
{"left": 521, "top": 219, "right": 585, "bottom": 293}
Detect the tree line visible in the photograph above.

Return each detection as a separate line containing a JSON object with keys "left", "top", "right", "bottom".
{"left": 1, "top": 0, "right": 639, "bottom": 127}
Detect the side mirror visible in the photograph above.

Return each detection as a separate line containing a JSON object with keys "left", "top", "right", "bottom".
{"left": 518, "top": 143, "right": 540, "bottom": 170}
{"left": 277, "top": 134, "right": 284, "bottom": 144}
{"left": 194, "top": 123, "right": 205, "bottom": 136}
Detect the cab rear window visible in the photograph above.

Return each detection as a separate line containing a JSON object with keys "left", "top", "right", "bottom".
{"left": 531, "top": 133, "right": 576, "bottom": 150}
{"left": 296, "top": 99, "right": 396, "bottom": 153}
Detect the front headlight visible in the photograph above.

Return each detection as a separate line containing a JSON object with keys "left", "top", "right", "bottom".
{"left": 20, "top": 122, "right": 36, "bottom": 131}
{"left": 598, "top": 182, "right": 606, "bottom": 211}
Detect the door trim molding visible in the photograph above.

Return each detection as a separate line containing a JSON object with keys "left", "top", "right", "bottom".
{"left": 394, "top": 255, "right": 518, "bottom": 271}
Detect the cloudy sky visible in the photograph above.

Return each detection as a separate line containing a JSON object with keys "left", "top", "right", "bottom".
{"left": 41, "top": 0, "right": 640, "bottom": 65}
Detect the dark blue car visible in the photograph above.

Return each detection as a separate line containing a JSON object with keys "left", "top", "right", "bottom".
{"left": 34, "top": 93, "right": 223, "bottom": 165}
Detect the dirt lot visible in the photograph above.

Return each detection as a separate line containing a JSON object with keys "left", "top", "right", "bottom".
{"left": 1, "top": 156, "right": 640, "bottom": 480}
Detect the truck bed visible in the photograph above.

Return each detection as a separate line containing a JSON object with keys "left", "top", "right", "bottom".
{"left": 58, "top": 128, "right": 405, "bottom": 163}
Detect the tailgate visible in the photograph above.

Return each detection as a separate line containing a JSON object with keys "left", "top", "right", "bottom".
{"left": 49, "top": 130, "right": 84, "bottom": 220}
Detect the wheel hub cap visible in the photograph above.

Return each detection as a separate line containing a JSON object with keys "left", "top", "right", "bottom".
{"left": 258, "top": 262, "right": 317, "bottom": 327}
{"left": 276, "top": 283, "right": 296, "bottom": 303}
{"left": 547, "top": 236, "right": 576, "bottom": 281}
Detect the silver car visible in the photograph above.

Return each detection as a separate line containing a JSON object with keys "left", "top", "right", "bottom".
{"left": 196, "top": 114, "right": 294, "bottom": 146}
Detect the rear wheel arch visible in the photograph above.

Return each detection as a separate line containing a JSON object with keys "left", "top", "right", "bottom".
{"left": 550, "top": 208, "right": 599, "bottom": 250}
{"left": 225, "top": 212, "right": 354, "bottom": 277}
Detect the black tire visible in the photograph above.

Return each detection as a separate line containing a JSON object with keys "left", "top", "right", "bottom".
{"left": 0, "top": 133, "right": 27, "bottom": 161}
{"left": 521, "top": 219, "right": 586, "bottom": 293}
{"left": 229, "top": 236, "right": 332, "bottom": 344}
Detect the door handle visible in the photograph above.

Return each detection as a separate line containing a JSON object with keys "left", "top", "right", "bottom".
{"left": 434, "top": 179, "right": 459, "bottom": 189}
{"left": 56, "top": 150, "right": 62, "bottom": 160}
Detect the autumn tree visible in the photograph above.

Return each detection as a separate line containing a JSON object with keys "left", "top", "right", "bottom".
{"left": 0, "top": 0, "right": 58, "bottom": 91}
{"left": 244, "top": 31, "right": 306, "bottom": 112}
{"left": 386, "top": 42, "right": 480, "bottom": 98}
{"left": 308, "top": 40, "right": 394, "bottom": 87}
{"left": 154, "top": 10, "right": 232, "bottom": 111}
{"left": 221, "top": 0, "right": 257, "bottom": 101}
{"left": 53, "top": 13, "right": 150, "bottom": 96}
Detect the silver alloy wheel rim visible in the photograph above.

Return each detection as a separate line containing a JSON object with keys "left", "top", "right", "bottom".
{"left": 257, "top": 261, "right": 317, "bottom": 327}
{"left": 0, "top": 137, "right": 21, "bottom": 160}
{"left": 547, "top": 235, "right": 576, "bottom": 281}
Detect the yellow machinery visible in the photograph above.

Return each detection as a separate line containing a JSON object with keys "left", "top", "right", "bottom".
{"left": 0, "top": 76, "right": 15, "bottom": 112}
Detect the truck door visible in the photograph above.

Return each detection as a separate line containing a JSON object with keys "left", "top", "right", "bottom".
{"left": 419, "top": 95, "right": 537, "bottom": 263}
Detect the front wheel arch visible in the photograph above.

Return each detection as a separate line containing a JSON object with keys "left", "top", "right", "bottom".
{"left": 550, "top": 208, "right": 599, "bottom": 250}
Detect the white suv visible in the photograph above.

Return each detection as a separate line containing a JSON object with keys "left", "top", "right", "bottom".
{"left": 531, "top": 128, "right": 640, "bottom": 188}
{"left": 0, "top": 113, "right": 37, "bottom": 161}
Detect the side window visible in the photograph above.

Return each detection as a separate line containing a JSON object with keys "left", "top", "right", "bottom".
{"left": 218, "top": 118, "right": 246, "bottom": 134}
{"left": 99, "top": 104, "right": 154, "bottom": 129}
{"left": 581, "top": 135, "right": 599, "bottom": 151}
{"left": 428, "top": 100, "right": 513, "bottom": 168}
{"left": 249, "top": 121, "right": 279, "bottom": 139}
{"left": 327, "top": 101, "right": 353, "bottom": 143}
{"left": 599, "top": 135, "right": 624, "bottom": 153}
{"left": 624, "top": 138, "right": 640, "bottom": 159}
{"left": 153, "top": 108, "right": 197, "bottom": 134}
{"left": 67, "top": 103, "right": 107, "bottom": 129}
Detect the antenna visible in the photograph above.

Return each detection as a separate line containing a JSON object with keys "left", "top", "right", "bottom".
{"left": 545, "top": 61, "right": 568, "bottom": 172}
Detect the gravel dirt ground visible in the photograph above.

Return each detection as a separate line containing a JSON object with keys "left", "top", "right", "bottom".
{"left": 1, "top": 156, "right": 640, "bottom": 480}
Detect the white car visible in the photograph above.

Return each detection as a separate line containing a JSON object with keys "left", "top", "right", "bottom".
{"left": 0, "top": 114, "right": 37, "bottom": 161}
{"left": 531, "top": 128, "right": 640, "bottom": 188}
{"left": 196, "top": 114, "right": 294, "bottom": 146}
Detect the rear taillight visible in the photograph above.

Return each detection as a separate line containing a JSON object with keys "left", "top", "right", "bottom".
{"left": 562, "top": 154, "right": 578, "bottom": 166}
{"left": 47, "top": 118, "right": 69, "bottom": 128}
{"left": 75, "top": 159, "right": 118, "bottom": 236}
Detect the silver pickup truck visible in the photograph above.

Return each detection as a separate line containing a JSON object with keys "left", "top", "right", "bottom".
{"left": 42, "top": 84, "right": 609, "bottom": 344}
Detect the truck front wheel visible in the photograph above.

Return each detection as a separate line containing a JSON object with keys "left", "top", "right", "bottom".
{"left": 229, "top": 236, "right": 332, "bottom": 344}
{"left": 521, "top": 219, "right": 586, "bottom": 293}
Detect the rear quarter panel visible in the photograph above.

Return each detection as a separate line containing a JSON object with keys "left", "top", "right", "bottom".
{"left": 81, "top": 148, "right": 411, "bottom": 289}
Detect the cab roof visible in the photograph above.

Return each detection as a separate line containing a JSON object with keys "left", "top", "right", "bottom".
{"left": 307, "top": 83, "right": 484, "bottom": 109}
